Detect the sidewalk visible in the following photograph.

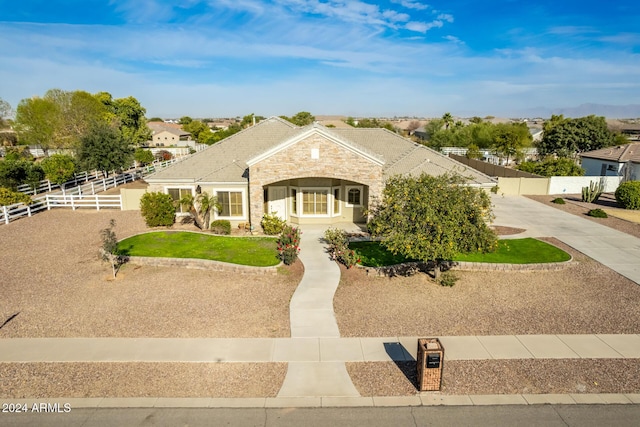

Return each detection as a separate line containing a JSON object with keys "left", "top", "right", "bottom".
{"left": 2, "top": 335, "right": 639, "bottom": 363}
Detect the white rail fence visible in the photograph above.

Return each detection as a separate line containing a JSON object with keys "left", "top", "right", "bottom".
{"left": 1, "top": 156, "right": 185, "bottom": 225}
{"left": 16, "top": 157, "right": 181, "bottom": 197}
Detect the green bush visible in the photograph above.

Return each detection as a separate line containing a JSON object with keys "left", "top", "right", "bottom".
{"left": 0, "top": 187, "right": 32, "bottom": 206}
{"left": 261, "top": 212, "right": 286, "bottom": 235}
{"left": 615, "top": 181, "right": 640, "bottom": 210}
{"left": 277, "top": 225, "right": 301, "bottom": 265}
{"left": 140, "top": 192, "right": 175, "bottom": 227}
{"left": 324, "top": 227, "right": 360, "bottom": 268}
{"left": 210, "top": 219, "right": 231, "bottom": 235}
{"left": 587, "top": 208, "right": 608, "bottom": 218}
{"left": 438, "top": 271, "right": 458, "bottom": 287}
{"left": 551, "top": 198, "right": 566, "bottom": 204}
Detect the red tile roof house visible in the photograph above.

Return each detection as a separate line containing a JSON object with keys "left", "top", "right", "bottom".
{"left": 580, "top": 142, "right": 640, "bottom": 181}
{"left": 145, "top": 117, "right": 495, "bottom": 230}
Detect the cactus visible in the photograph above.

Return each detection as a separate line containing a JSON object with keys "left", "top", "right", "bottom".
{"left": 581, "top": 179, "right": 605, "bottom": 203}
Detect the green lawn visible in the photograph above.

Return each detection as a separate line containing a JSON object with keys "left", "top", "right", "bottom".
{"left": 118, "top": 231, "right": 280, "bottom": 267}
{"left": 349, "top": 238, "right": 571, "bottom": 267}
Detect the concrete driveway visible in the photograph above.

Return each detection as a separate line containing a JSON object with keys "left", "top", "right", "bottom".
{"left": 491, "top": 195, "right": 640, "bottom": 285}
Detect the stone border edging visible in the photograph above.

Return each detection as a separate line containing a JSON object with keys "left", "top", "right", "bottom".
{"left": 360, "top": 258, "right": 573, "bottom": 277}
{"left": 127, "top": 256, "right": 281, "bottom": 275}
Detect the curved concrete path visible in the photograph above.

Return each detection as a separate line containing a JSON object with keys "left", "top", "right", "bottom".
{"left": 491, "top": 195, "right": 640, "bottom": 285}
{"left": 278, "top": 225, "right": 360, "bottom": 398}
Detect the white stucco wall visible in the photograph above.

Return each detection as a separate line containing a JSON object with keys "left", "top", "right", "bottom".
{"left": 548, "top": 176, "right": 622, "bottom": 195}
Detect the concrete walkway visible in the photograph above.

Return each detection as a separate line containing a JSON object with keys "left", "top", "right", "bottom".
{"left": 279, "top": 225, "right": 360, "bottom": 397}
{"left": 491, "top": 195, "right": 640, "bottom": 284}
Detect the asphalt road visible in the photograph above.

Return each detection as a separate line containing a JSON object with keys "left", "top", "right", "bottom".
{"left": 1, "top": 405, "right": 639, "bottom": 427}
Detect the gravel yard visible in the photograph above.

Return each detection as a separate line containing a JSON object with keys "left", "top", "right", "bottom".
{"left": 0, "top": 209, "right": 302, "bottom": 338}
{"left": 0, "top": 362, "right": 286, "bottom": 398}
{"left": 334, "top": 238, "right": 640, "bottom": 337}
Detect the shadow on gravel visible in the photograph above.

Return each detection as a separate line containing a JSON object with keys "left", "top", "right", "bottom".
{"left": 384, "top": 342, "right": 419, "bottom": 391}
{"left": 0, "top": 312, "right": 19, "bottom": 330}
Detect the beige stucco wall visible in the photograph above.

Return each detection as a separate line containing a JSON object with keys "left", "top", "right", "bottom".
{"left": 497, "top": 178, "right": 549, "bottom": 195}
{"left": 120, "top": 188, "right": 147, "bottom": 210}
{"left": 248, "top": 133, "right": 383, "bottom": 227}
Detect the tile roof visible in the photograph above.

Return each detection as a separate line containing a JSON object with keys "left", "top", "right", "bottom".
{"left": 580, "top": 143, "right": 640, "bottom": 163}
{"left": 146, "top": 117, "right": 494, "bottom": 185}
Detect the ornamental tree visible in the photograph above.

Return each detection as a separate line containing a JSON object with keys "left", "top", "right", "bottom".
{"left": 41, "top": 153, "right": 77, "bottom": 189}
{"left": 367, "top": 173, "right": 497, "bottom": 278}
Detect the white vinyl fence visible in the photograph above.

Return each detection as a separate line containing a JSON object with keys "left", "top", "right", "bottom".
{"left": 1, "top": 156, "right": 186, "bottom": 225}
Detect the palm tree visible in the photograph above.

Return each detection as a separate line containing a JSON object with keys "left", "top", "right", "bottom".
{"left": 179, "top": 191, "right": 219, "bottom": 230}
{"left": 442, "top": 112, "right": 454, "bottom": 130}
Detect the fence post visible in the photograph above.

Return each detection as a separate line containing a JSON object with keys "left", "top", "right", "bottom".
{"left": 46, "top": 195, "right": 51, "bottom": 210}
{"left": 47, "top": 181, "right": 52, "bottom": 192}
{"left": 3, "top": 206, "right": 8, "bottom": 224}
{"left": 27, "top": 204, "right": 32, "bottom": 217}
{"left": 91, "top": 182, "right": 95, "bottom": 195}
{"left": 96, "top": 195, "right": 100, "bottom": 211}
{"left": 103, "top": 178, "right": 107, "bottom": 192}
{"left": 71, "top": 195, "right": 76, "bottom": 211}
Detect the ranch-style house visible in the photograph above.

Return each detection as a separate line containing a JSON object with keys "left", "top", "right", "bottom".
{"left": 145, "top": 117, "right": 495, "bottom": 229}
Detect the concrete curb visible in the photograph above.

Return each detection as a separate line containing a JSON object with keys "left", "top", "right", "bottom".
{"left": 3, "top": 394, "right": 639, "bottom": 409}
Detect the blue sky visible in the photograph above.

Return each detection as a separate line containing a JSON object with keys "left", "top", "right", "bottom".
{"left": 1, "top": 0, "right": 638, "bottom": 118}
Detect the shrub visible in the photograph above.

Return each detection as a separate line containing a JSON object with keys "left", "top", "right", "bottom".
{"left": 261, "top": 212, "right": 286, "bottom": 235}
{"left": 551, "top": 198, "right": 566, "bottom": 204}
{"left": 0, "top": 187, "right": 32, "bottom": 206}
{"left": 277, "top": 225, "right": 301, "bottom": 265}
{"left": 140, "top": 192, "right": 175, "bottom": 227}
{"left": 324, "top": 227, "right": 360, "bottom": 268}
{"left": 615, "top": 181, "right": 640, "bottom": 210}
{"left": 438, "top": 271, "right": 458, "bottom": 287}
{"left": 210, "top": 219, "right": 231, "bottom": 235}
{"left": 490, "top": 185, "right": 499, "bottom": 194}
{"left": 588, "top": 208, "right": 608, "bottom": 218}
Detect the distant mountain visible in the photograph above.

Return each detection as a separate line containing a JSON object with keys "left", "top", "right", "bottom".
{"left": 518, "top": 103, "right": 640, "bottom": 119}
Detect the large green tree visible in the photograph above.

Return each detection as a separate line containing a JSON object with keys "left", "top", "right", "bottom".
{"left": 492, "top": 122, "right": 531, "bottom": 165}
{"left": 41, "top": 153, "right": 77, "bottom": 188}
{"left": 96, "top": 93, "right": 151, "bottom": 145}
{"left": 77, "top": 121, "right": 133, "bottom": 177}
{"left": 14, "top": 97, "right": 60, "bottom": 156}
{"left": 538, "top": 115, "right": 616, "bottom": 158}
{"left": 42, "top": 89, "right": 107, "bottom": 149}
{"left": 368, "top": 173, "right": 497, "bottom": 278}
{"left": 282, "top": 111, "right": 315, "bottom": 126}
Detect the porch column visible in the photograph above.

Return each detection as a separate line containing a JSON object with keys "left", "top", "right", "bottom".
{"left": 249, "top": 180, "right": 264, "bottom": 229}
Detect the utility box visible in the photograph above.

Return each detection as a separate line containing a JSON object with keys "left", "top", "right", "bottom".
{"left": 417, "top": 338, "right": 444, "bottom": 391}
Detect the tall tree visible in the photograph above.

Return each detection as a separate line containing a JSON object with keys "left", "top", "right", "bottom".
{"left": 368, "top": 173, "right": 497, "bottom": 278}
{"left": 95, "top": 93, "right": 151, "bottom": 145}
{"left": 14, "top": 97, "right": 60, "bottom": 156}
{"left": 492, "top": 122, "right": 530, "bottom": 165}
{"left": 442, "top": 112, "right": 454, "bottom": 130}
{"left": 44, "top": 89, "right": 107, "bottom": 149}
{"left": 77, "top": 121, "right": 133, "bottom": 177}
{"left": 538, "top": 115, "right": 615, "bottom": 158}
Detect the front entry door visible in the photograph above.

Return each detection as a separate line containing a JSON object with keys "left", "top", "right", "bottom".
{"left": 267, "top": 186, "right": 287, "bottom": 220}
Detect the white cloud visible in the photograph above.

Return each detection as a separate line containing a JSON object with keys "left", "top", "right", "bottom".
{"left": 392, "top": 0, "right": 430, "bottom": 11}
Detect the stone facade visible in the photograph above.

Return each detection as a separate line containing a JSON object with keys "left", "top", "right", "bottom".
{"left": 248, "top": 132, "right": 384, "bottom": 227}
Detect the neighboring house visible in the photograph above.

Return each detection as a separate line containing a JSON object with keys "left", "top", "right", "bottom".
{"left": 580, "top": 142, "right": 640, "bottom": 180}
{"left": 147, "top": 122, "right": 192, "bottom": 147}
{"left": 145, "top": 117, "right": 495, "bottom": 229}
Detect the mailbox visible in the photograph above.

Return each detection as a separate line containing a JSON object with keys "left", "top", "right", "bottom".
{"left": 417, "top": 338, "right": 444, "bottom": 391}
